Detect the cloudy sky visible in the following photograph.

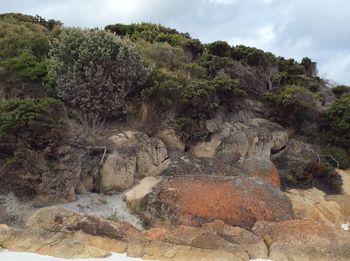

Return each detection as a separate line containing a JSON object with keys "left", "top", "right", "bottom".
{"left": 1, "top": 0, "right": 349, "bottom": 85}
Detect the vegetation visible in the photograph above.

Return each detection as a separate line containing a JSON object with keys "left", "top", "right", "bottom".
{"left": 265, "top": 85, "right": 316, "bottom": 126}
{"left": 0, "top": 98, "right": 63, "bottom": 143}
{"left": 324, "top": 94, "right": 350, "bottom": 149}
{"left": 0, "top": 51, "right": 48, "bottom": 81}
{"left": 0, "top": 14, "right": 347, "bottom": 198}
{"left": 48, "top": 28, "right": 148, "bottom": 121}
{"left": 332, "top": 85, "right": 350, "bottom": 97}
{"left": 285, "top": 160, "right": 343, "bottom": 194}
{"left": 324, "top": 146, "right": 349, "bottom": 169}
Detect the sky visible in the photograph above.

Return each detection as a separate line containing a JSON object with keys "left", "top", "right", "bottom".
{"left": 1, "top": 0, "right": 349, "bottom": 85}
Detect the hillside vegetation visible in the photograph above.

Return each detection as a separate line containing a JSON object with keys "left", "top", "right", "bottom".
{"left": 0, "top": 13, "right": 349, "bottom": 198}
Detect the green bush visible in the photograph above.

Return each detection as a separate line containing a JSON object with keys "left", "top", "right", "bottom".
{"left": 182, "top": 39, "right": 204, "bottom": 60}
{"left": 0, "top": 13, "right": 62, "bottom": 31}
{"left": 211, "top": 75, "right": 245, "bottom": 97}
{"left": 0, "top": 51, "right": 48, "bottom": 81}
{"left": 137, "top": 41, "right": 187, "bottom": 70}
{"left": 324, "top": 94, "right": 350, "bottom": 148}
{"left": 332, "top": 85, "right": 350, "bottom": 97}
{"left": 48, "top": 28, "right": 148, "bottom": 119}
{"left": 199, "top": 54, "right": 232, "bottom": 77}
{"left": 265, "top": 85, "right": 316, "bottom": 126}
{"left": 207, "top": 41, "right": 231, "bottom": 57}
{"left": 105, "top": 22, "right": 190, "bottom": 47}
{"left": 0, "top": 98, "right": 64, "bottom": 148}
{"left": 0, "top": 18, "right": 50, "bottom": 59}
{"left": 324, "top": 146, "right": 349, "bottom": 169}
{"left": 231, "top": 45, "right": 276, "bottom": 67}
{"left": 285, "top": 161, "right": 343, "bottom": 194}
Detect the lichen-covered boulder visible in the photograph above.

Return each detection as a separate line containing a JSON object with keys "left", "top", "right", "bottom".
{"left": 134, "top": 175, "right": 294, "bottom": 229}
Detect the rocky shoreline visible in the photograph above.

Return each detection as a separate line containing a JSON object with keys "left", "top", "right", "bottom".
{"left": 0, "top": 170, "right": 349, "bottom": 261}
{"left": 0, "top": 123, "right": 350, "bottom": 261}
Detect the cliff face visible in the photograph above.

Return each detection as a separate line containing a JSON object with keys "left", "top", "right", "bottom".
{"left": 0, "top": 13, "right": 349, "bottom": 261}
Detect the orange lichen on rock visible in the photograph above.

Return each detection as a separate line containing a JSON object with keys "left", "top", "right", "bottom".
{"left": 143, "top": 175, "right": 294, "bottom": 229}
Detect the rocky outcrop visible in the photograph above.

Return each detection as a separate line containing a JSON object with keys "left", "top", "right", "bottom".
{"left": 100, "top": 131, "right": 168, "bottom": 193}
{"left": 1, "top": 198, "right": 349, "bottom": 261}
{"left": 201, "top": 220, "right": 268, "bottom": 259}
{"left": 188, "top": 118, "right": 288, "bottom": 187}
{"left": 0, "top": 207, "right": 256, "bottom": 261}
{"left": 286, "top": 188, "right": 349, "bottom": 225}
{"left": 156, "top": 128, "right": 185, "bottom": 151}
{"left": 252, "top": 219, "right": 350, "bottom": 261}
{"left": 125, "top": 177, "right": 161, "bottom": 211}
{"left": 133, "top": 175, "right": 294, "bottom": 229}
{"left": 100, "top": 152, "right": 137, "bottom": 193}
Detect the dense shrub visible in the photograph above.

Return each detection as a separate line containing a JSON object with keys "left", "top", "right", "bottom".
{"left": 301, "top": 57, "right": 317, "bottom": 77}
{"left": 285, "top": 161, "right": 343, "bottom": 194}
{"left": 324, "top": 94, "right": 350, "bottom": 148}
{"left": 137, "top": 41, "right": 187, "bottom": 70}
{"left": 106, "top": 22, "right": 190, "bottom": 47}
{"left": 0, "top": 13, "right": 62, "bottom": 31}
{"left": 0, "top": 18, "right": 49, "bottom": 59}
{"left": 207, "top": 41, "right": 231, "bottom": 57}
{"left": 0, "top": 51, "right": 48, "bottom": 81}
{"left": 231, "top": 45, "right": 276, "bottom": 67}
{"left": 0, "top": 98, "right": 64, "bottom": 148}
{"left": 182, "top": 39, "right": 204, "bottom": 60}
{"left": 48, "top": 28, "right": 148, "bottom": 120}
{"left": 199, "top": 54, "right": 232, "bottom": 77}
{"left": 141, "top": 68, "right": 187, "bottom": 107}
{"left": 332, "top": 85, "right": 350, "bottom": 97}
{"left": 265, "top": 85, "right": 316, "bottom": 126}
{"left": 285, "top": 75, "right": 321, "bottom": 92}
{"left": 324, "top": 146, "right": 349, "bottom": 169}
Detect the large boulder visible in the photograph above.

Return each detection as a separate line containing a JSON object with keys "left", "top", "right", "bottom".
{"left": 133, "top": 175, "right": 294, "bottom": 229}
{"left": 252, "top": 219, "right": 350, "bottom": 261}
{"left": 100, "top": 152, "right": 136, "bottom": 193}
{"left": 109, "top": 131, "right": 169, "bottom": 178}
{"left": 189, "top": 118, "right": 288, "bottom": 187}
{"left": 100, "top": 131, "right": 168, "bottom": 193}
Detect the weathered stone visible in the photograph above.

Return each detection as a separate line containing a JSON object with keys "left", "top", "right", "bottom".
{"left": 286, "top": 188, "right": 348, "bottom": 225}
{"left": 0, "top": 208, "right": 251, "bottom": 261}
{"left": 337, "top": 169, "right": 350, "bottom": 196}
{"left": 109, "top": 131, "right": 168, "bottom": 179}
{"left": 252, "top": 219, "right": 350, "bottom": 261}
{"left": 100, "top": 153, "right": 136, "bottom": 193}
{"left": 201, "top": 220, "right": 268, "bottom": 259}
{"left": 137, "top": 175, "right": 294, "bottom": 229}
{"left": 188, "top": 118, "right": 288, "bottom": 187}
{"left": 125, "top": 177, "right": 162, "bottom": 211}
{"left": 156, "top": 128, "right": 185, "bottom": 151}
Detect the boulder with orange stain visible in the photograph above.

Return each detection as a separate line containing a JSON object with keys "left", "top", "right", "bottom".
{"left": 139, "top": 175, "right": 294, "bottom": 229}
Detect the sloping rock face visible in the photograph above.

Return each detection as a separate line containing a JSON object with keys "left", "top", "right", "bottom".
{"left": 1, "top": 205, "right": 349, "bottom": 261}
{"left": 286, "top": 188, "right": 349, "bottom": 225}
{"left": 0, "top": 207, "right": 257, "bottom": 261}
{"left": 135, "top": 175, "right": 294, "bottom": 229}
{"left": 252, "top": 220, "right": 350, "bottom": 261}
{"left": 188, "top": 118, "right": 288, "bottom": 187}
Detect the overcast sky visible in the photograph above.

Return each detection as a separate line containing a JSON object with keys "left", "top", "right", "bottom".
{"left": 1, "top": 0, "right": 349, "bottom": 85}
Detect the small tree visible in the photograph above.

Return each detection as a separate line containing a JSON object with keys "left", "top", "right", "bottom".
{"left": 48, "top": 28, "right": 148, "bottom": 122}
